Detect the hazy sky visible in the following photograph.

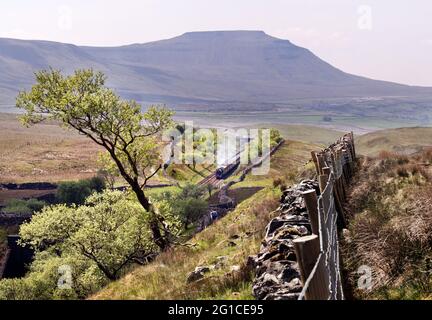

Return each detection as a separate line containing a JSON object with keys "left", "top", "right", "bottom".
{"left": 1, "top": 0, "right": 432, "bottom": 86}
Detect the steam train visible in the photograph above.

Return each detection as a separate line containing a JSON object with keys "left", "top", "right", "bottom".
{"left": 215, "top": 154, "right": 241, "bottom": 179}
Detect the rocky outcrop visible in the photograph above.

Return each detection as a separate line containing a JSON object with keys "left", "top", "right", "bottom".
{"left": 250, "top": 180, "right": 319, "bottom": 300}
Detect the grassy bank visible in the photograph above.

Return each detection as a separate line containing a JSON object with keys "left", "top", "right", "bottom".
{"left": 91, "top": 187, "right": 279, "bottom": 300}
{"left": 92, "top": 139, "right": 317, "bottom": 300}
{"left": 342, "top": 150, "right": 432, "bottom": 300}
{"left": 356, "top": 127, "right": 432, "bottom": 156}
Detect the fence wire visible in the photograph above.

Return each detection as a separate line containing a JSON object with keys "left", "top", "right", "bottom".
{"left": 298, "top": 134, "right": 354, "bottom": 300}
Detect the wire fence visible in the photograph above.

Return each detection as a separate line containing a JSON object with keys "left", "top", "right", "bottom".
{"left": 295, "top": 132, "right": 356, "bottom": 300}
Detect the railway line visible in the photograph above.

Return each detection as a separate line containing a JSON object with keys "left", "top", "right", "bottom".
{"left": 197, "top": 172, "right": 226, "bottom": 188}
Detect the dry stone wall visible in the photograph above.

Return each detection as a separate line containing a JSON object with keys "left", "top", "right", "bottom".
{"left": 250, "top": 180, "right": 319, "bottom": 300}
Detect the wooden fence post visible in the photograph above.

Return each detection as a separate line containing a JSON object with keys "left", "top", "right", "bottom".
{"left": 319, "top": 168, "right": 330, "bottom": 194}
{"left": 323, "top": 167, "right": 331, "bottom": 176}
{"left": 336, "top": 149, "right": 348, "bottom": 198}
{"left": 311, "top": 151, "right": 320, "bottom": 176}
{"left": 302, "top": 190, "right": 319, "bottom": 236}
{"left": 317, "top": 154, "right": 326, "bottom": 175}
{"left": 294, "top": 235, "right": 330, "bottom": 300}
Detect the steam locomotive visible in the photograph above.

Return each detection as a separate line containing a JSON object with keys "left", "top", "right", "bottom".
{"left": 215, "top": 154, "right": 241, "bottom": 179}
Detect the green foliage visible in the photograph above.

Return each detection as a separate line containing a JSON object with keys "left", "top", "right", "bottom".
{"left": 20, "top": 190, "right": 157, "bottom": 281}
{"left": 56, "top": 181, "right": 91, "bottom": 206}
{"left": 270, "top": 128, "right": 283, "bottom": 145}
{"left": 0, "top": 227, "right": 7, "bottom": 259}
{"left": 0, "top": 252, "right": 107, "bottom": 300}
{"left": 87, "top": 176, "right": 105, "bottom": 192}
{"left": 177, "top": 198, "right": 208, "bottom": 229}
{"left": 3, "top": 198, "right": 46, "bottom": 214}
{"left": 0, "top": 189, "right": 184, "bottom": 300}
{"left": 97, "top": 153, "right": 119, "bottom": 188}
{"left": 16, "top": 69, "right": 174, "bottom": 190}
{"left": 166, "top": 166, "right": 187, "bottom": 181}
{"left": 56, "top": 176, "right": 105, "bottom": 205}
{"left": 153, "top": 199, "right": 183, "bottom": 237}
{"left": 247, "top": 128, "right": 282, "bottom": 157}
{"left": 179, "top": 183, "right": 206, "bottom": 200}
{"left": 16, "top": 69, "right": 175, "bottom": 249}
{"left": 152, "top": 183, "right": 207, "bottom": 229}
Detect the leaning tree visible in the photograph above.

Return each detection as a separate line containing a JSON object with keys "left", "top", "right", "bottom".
{"left": 16, "top": 69, "right": 174, "bottom": 250}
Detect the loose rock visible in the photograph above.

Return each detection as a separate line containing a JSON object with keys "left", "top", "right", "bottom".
{"left": 186, "top": 266, "right": 211, "bottom": 283}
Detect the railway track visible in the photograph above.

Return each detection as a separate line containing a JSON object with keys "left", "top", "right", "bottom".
{"left": 197, "top": 173, "right": 225, "bottom": 188}
{"left": 198, "top": 139, "right": 285, "bottom": 188}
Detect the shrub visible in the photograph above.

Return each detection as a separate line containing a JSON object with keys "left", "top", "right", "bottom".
{"left": 56, "top": 176, "right": 105, "bottom": 205}
{"left": 270, "top": 128, "right": 283, "bottom": 145}
{"left": 0, "top": 189, "right": 180, "bottom": 300}
{"left": 179, "top": 183, "right": 205, "bottom": 200}
{"left": 87, "top": 176, "right": 105, "bottom": 193}
{"left": 151, "top": 183, "right": 207, "bottom": 230}
{"left": 167, "top": 166, "right": 186, "bottom": 181}
{"left": 0, "top": 252, "right": 107, "bottom": 300}
{"left": 3, "top": 199, "right": 46, "bottom": 214}
{"left": 176, "top": 198, "right": 208, "bottom": 229}
{"left": 20, "top": 190, "right": 157, "bottom": 281}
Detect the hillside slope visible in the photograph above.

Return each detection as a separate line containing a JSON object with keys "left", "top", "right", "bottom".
{"left": 357, "top": 127, "right": 432, "bottom": 156}
{"left": 91, "top": 140, "right": 318, "bottom": 300}
{"left": 1, "top": 31, "right": 432, "bottom": 110}
{"left": 343, "top": 151, "right": 432, "bottom": 299}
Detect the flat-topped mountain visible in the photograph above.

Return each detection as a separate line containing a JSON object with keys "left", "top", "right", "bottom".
{"left": 0, "top": 31, "right": 431, "bottom": 110}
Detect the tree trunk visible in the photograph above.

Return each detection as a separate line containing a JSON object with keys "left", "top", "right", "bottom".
{"left": 105, "top": 148, "right": 169, "bottom": 251}
{"left": 131, "top": 183, "right": 169, "bottom": 251}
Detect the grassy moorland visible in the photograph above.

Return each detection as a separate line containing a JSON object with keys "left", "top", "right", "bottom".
{"left": 245, "top": 124, "right": 343, "bottom": 146}
{"left": 0, "top": 113, "right": 102, "bottom": 183}
{"left": 356, "top": 127, "right": 432, "bottom": 156}
{"left": 91, "top": 140, "right": 319, "bottom": 300}
{"left": 343, "top": 150, "right": 432, "bottom": 300}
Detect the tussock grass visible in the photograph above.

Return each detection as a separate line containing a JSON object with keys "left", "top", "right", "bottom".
{"left": 343, "top": 150, "right": 432, "bottom": 300}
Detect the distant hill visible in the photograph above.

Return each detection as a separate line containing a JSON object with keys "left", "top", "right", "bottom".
{"left": 357, "top": 127, "right": 432, "bottom": 156}
{"left": 1, "top": 30, "right": 432, "bottom": 111}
